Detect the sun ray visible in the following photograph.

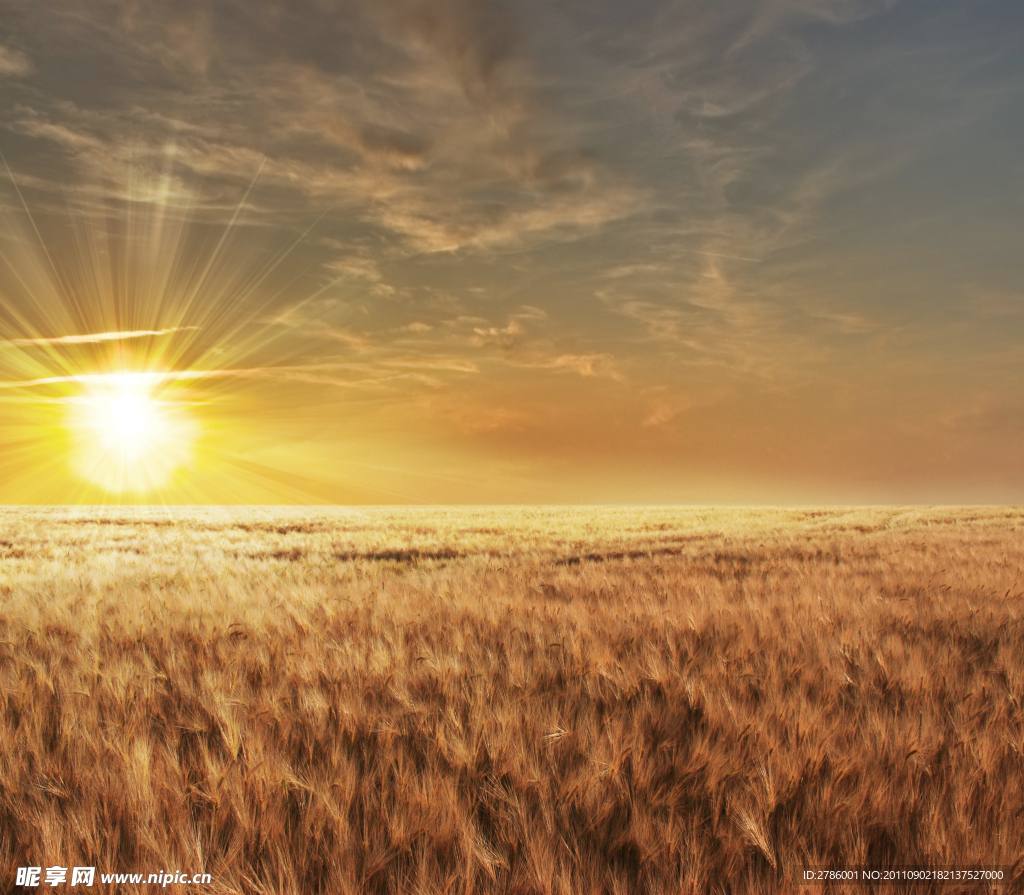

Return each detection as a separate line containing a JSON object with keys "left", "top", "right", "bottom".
{"left": 0, "top": 146, "right": 333, "bottom": 500}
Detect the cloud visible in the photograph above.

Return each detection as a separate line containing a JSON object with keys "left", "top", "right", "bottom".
{"left": 371, "top": 0, "right": 520, "bottom": 104}
{"left": 806, "top": 310, "right": 883, "bottom": 335}
{"left": 0, "top": 45, "right": 32, "bottom": 77}
{"left": 5, "top": 327, "right": 197, "bottom": 347}
{"left": 730, "top": 0, "right": 899, "bottom": 53}
{"left": 383, "top": 356, "right": 478, "bottom": 373}
{"left": 0, "top": 363, "right": 402, "bottom": 391}
{"left": 471, "top": 319, "right": 523, "bottom": 350}
{"left": 321, "top": 326, "right": 374, "bottom": 350}
{"left": 530, "top": 353, "right": 620, "bottom": 379}
{"left": 323, "top": 254, "right": 395, "bottom": 296}
{"left": 3, "top": 0, "right": 641, "bottom": 257}
{"left": 0, "top": 370, "right": 204, "bottom": 390}
{"left": 265, "top": 302, "right": 374, "bottom": 351}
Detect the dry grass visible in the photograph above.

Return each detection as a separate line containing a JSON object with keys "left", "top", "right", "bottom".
{"left": 1, "top": 505, "right": 1023, "bottom": 894}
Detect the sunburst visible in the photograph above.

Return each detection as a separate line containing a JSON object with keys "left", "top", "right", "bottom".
{"left": 0, "top": 149, "right": 331, "bottom": 502}
{"left": 67, "top": 373, "right": 198, "bottom": 495}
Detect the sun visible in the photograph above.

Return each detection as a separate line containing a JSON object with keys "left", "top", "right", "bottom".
{"left": 68, "top": 373, "right": 198, "bottom": 495}
{"left": 91, "top": 385, "right": 160, "bottom": 454}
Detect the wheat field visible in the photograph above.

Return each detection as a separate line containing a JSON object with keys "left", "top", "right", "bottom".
{"left": 0, "top": 505, "right": 1022, "bottom": 894}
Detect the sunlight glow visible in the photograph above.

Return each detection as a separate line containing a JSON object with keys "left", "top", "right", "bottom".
{"left": 68, "top": 373, "right": 198, "bottom": 495}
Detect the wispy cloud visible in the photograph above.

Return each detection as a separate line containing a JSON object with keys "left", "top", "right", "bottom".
{"left": 471, "top": 320, "right": 523, "bottom": 350}
{"left": 4, "top": 327, "right": 197, "bottom": 347}
{"left": 0, "top": 364, "right": 375, "bottom": 391}
{"left": 3, "top": 0, "right": 641, "bottom": 255}
{"left": 382, "top": 356, "right": 479, "bottom": 374}
{"left": 509, "top": 352, "right": 621, "bottom": 380}
{"left": 0, "top": 369, "right": 217, "bottom": 390}
{"left": 0, "top": 45, "right": 32, "bottom": 78}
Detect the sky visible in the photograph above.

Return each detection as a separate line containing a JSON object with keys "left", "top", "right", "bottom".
{"left": 0, "top": 0, "right": 1021, "bottom": 504}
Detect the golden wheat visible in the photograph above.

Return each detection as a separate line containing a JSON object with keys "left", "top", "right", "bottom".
{"left": 1, "top": 506, "right": 1022, "bottom": 894}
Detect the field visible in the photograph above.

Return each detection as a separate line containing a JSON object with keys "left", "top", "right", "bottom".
{"left": 1, "top": 505, "right": 1022, "bottom": 894}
